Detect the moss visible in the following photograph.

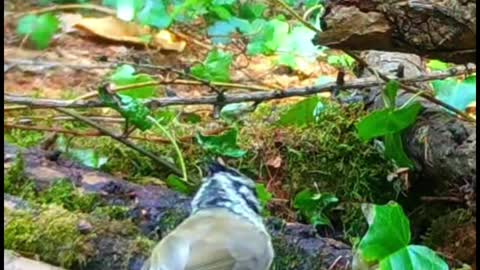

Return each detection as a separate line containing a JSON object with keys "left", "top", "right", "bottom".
{"left": 39, "top": 179, "right": 100, "bottom": 212}
{"left": 154, "top": 209, "right": 189, "bottom": 239}
{"left": 423, "top": 208, "right": 474, "bottom": 248}
{"left": 92, "top": 205, "right": 131, "bottom": 220}
{"left": 4, "top": 154, "right": 36, "bottom": 201}
{"left": 4, "top": 206, "right": 92, "bottom": 268}
{"left": 5, "top": 129, "right": 44, "bottom": 148}
{"left": 270, "top": 237, "right": 324, "bottom": 270}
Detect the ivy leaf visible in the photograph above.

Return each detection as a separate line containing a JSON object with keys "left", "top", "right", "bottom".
{"left": 208, "top": 5, "right": 233, "bottom": 20}
{"left": 239, "top": 3, "right": 267, "bottom": 20}
{"left": 426, "top": 59, "right": 450, "bottom": 71}
{"left": 110, "top": 64, "right": 156, "bottom": 99}
{"left": 383, "top": 80, "right": 399, "bottom": 109}
{"left": 279, "top": 25, "right": 320, "bottom": 58}
{"left": 207, "top": 17, "right": 251, "bottom": 44}
{"left": 190, "top": 50, "right": 233, "bottom": 82}
{"left": 432, "top": 75, "right": 476, "bottom": 112}
{"left": 277, "top": 96, "right": 324, "bottom": 126}
{"left": 17, "top": 14, "right": 60, "bottom": 49}
{"left": 247, "top": 19, "right": 289, "bottom": 55}
{"left": 166, "top": 175, "right": 193, "bottom": 195}
{"left": 255, "top": 183, "right": 273, "bottom": 210}
{"left": 116, "top": 0, "right": 136, "bottom": 21}
{"left": 98, "top": 86, "right": 153, "bottom": 131}
{"left": 356, "top": 102, "right": 423, "bottom": 141}
{"left": 196, "top": 129, "right": 246, "bottom": 158}
{"left": 56, "top": 136, "right": 108, "bottom": 169}
{"left": 358, "top": 202, "right": 411, "bottom": 263}
{"left": 379, "top": 245, "right": 449, "bottom": 270}
{"left": 294, "top": 189, "right": 338, "bottom": 228}
{"left": 137, "top": 0, "right": 172, "bottom": 29}
{"left": 384, "top": 133, "right": 414, "bottom": 168}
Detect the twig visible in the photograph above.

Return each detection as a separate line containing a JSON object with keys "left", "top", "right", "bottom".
{"left": 420, "top": 196, "right": 464, "bottom": 203}
{"left": 53, "top": 108, "right": 183, "bottom": 177}
{"left": 4, "top": 123, "right": 229, "bottom": 144}
{"left": 5, "top": 65, "right": 474, "bottom": 109}
{"left": 270, "top": 0, "right": 476, "bottom": 122}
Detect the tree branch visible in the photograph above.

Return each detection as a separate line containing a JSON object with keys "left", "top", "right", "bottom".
{"left": 5, "top": 65, "right": 474, "bottom": 110}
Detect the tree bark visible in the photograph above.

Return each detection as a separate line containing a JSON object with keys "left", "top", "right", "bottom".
{"left": 314, "top": 1, "right": 476, "bottom": 63}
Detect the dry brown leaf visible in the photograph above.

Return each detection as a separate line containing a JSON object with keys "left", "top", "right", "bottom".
{"left": 466, "top": 101, "right": 476, "bottom": 119}
{"left": 266, "top": 155, "right": 282, "bottom": 168}
{"left": 73, "top": 16, "right": 186, "bottom": 52}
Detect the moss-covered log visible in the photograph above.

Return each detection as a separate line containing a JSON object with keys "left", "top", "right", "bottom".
{"left": 4, "top": 143, "right": 353, "bottom": 269}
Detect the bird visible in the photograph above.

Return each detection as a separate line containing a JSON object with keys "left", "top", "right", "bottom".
{"left": 142, "top": 161, "right": 274, "bottom": 270}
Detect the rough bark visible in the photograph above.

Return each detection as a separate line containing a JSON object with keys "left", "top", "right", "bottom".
{"left": 4, "top": 142, "right": 353, "bottom": 270}
{"left": 314, "top": 1, "right": 476, "bottom": 63}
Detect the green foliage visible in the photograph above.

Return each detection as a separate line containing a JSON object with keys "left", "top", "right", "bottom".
{"left": 39, "top": 179, "right": 100, "bottom": 212}
{"left": 327, "top": 54, "right": 356, "bottom": 69}
{"left": 356, "top": 202, "right": 448, "bottom": 270}
{"left": 432, "top": 75, "right": 476, "bottom": 112}
{"left": 247, "top": 19, "right": 289, "bottom": 55}
{"left": 356, "top": 103, "right": 422, "bottom": 141}
{"left": 356, "top": 81, "right": 422, "bottom": 168}
{"left": 239, "top": 3, "right": 267, "bottom": 20}
{"left": 255, "top": 183, "right": 273, "bottom": 213}
{"left": 427, "top": 59, "right": 451, "bottom": 71}
{"left": 207, "top": 17, "right": 251, "bottom": 44}
{"left": 196, "top": 128, "right": 246, "bottom": 158}
{"left": 137, "top": 0, "right": 172, "bottom": 28}
{"left": 293, "top": 189, "right": 338, "bottom": 228}
{"left": 110, "top": 64, "right": 157, "bottom": 99}
{"left": 17, "top": 13, "right": 60, "bottom": 49}
{"left": 220, "top": 102, "right": 254, "bottom": 122}
{"left": 99, "top": 86, "right": 153, "bottom": 131}
{"left": 165, "top": 174, "right": 195, "bottom": 195}
{"left": 277, "top": 96, "right": 325, "bottom": 126}
{"left": 190, "top": 50, "right": 233, "bottom": 82}
{"left": 57, "top": 136, "right": 109, "bottom": 169}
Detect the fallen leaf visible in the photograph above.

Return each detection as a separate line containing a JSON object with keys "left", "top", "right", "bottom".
{"left": 74, "top": 16, "right": 186, "bottom": 52}
{"left": 466, "top": 101, "right": 476, "bottom": 119}
{"left": 266, "top": 155, "right": 282, "bottom": 168}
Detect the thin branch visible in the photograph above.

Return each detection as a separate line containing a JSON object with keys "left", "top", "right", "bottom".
{"left": 4, "top": 123, "right": 229, "bottom": 144}
{"left": 420, "top": 196, "right": 464, "bottom": 203}
{"left": 11, "top": 3, "right": 116, "bottom": 18}
{"left": 5, "top": 65, "right": 474, "bottom": 110}
{"left": 53, "top": 108, "right": 183, "bottom": 177}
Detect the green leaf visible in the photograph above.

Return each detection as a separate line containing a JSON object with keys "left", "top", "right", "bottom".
{"left": 153, "top": 109, "right": 177, "bottom": 125}
{"left": 116, "top": 0, "right": 136, "bottom": 21}
{"left": 137, "top": 0, "right": 172, "bottom": 29}
{"left": 432, "top": 75, "right": 476, "bottom": 112}
{"left": 327, "top": 54, "right": 356, "bottom": 69}
{"left": 384, "top": 80, "right": 399, "bottom": 108}
{"left": 56, "top": 136, "right": 108, "bottom": 169}
{"left": 278, "top": 25, "right": 320, "bottom": 58}
{"left": 247, "top": 19, "right": 289, "bottom": 55}
{"left": 98, "top": 87, "right": 153, "bottom": 131}
{"left": 379, "top": 245, "right": 449, "bottom": 270}
{"left": 427, "top": 59, "right": 451, "bottom": 71}
{"left": 207, "top": 17, "right": 251, "bottom": 45}
{"left": 166, "top": 175, "right": 193, "bottom": 195}
{"left": 196, "top": 129, "right": 246, "bottom": 158}
{"left": 110, "top": 64, "right": 156, "bottom": 98}
{"left": 239, "top": 3, "right": 267, "bottom": 20}
{"left": 190, "top": 50, "right": 233, "bottom": 82}
{"left": 293, "top": 189, "right": 338, "bottom": 228}
{"left": 356, "top": 102, "right": 423, "bottom": 141}
{"left": 384, "top": 133, "right": 414, "bottom": 168}
{"left": 277, "top": 96, "right": 324, "bottom": 126}
{"left": 17, "top": 14, "right": 60, "bottom": 49}
{"left": 277, "top": 53, "right": 297, "bottom": 69}
{"left": 220, "top": 102, "right": 252, "bottom": 121}
{"left": 212, "top": 0, "right": 234, "bottom": 4}
{"left": 208, "top": 5, "right": 232, "bottom": 20}
{"left": 358, "top": 202, "right": 411, "bottom": 262}
{"left": 255, "top": 183, "right": 273, "bottom": 210}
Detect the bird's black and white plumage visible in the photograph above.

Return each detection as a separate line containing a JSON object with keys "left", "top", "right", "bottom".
{"left": 142, "top": 162, "right": 274, "bottom": 270}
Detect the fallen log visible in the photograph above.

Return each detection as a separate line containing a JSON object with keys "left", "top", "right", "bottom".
{"left": 314, "top": 1, "right": 476, "bottom": 63}
{"left": 4, "top": 142, "right": 353, "bottom": 270}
